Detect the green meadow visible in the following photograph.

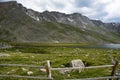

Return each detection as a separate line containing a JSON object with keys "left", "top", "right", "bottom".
{"left": 0, "top": 43, "right": 120, "bottom": 80}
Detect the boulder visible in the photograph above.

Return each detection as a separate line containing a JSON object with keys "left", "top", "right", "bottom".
{"left": 70, "top": 59, "right": 85, "bottom": 72}
{"left": 59, "top": 59, "right": 84, "bottom": 74}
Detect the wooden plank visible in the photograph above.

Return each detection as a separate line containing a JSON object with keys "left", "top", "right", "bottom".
{"left": 111, "top": 61, "right": 119, "bottom": 76}
{"left": 0, "top": 64, "right": 44, "bottom": 68}
{"left": 46, "top": 60, "right": 52, "bottom": 80}
{"left": 109, "top": 61, "right": 119, "bottom": 80}
{"left": 51, "top": 65, "right": 114, "bottom": 71}
{"left": 65, "top": 76, "right": 120, "bottom": 80}
{"left": 0, "top": 74, "right": 52, "bottom": 79}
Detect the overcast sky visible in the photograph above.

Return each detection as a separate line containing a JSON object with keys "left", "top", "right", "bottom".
{"left": 1, "top": 0, "right": 120, "bottom": 22}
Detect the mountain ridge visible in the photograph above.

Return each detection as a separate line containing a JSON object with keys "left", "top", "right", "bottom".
{"left": 0, "top": 1, "right": 120, "bottom": 43}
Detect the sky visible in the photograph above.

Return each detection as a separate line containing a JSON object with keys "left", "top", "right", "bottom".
{"left": 0, "top": 0, "right": 120, "bottom": 23}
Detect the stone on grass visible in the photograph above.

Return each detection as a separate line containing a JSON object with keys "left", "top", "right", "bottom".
{"left": 27, "top": 71, "right": 33, "bottom": 76}
{"left": 0, "top": 53, "right": 10, "bottom": 57}
{"left": 70, "top": 59, "right": 85, "bottom": 73}
{"left": 59, "top": 59, "right": 84, "bottom": 74}
{"left": 21, "top": 68, "right": 28, "bottom": 72}
{"left": 59, "top": 70, "right": 70, "bottom": 74}
{"left": 40, "top": 69, "right": 46, "bottom": 73}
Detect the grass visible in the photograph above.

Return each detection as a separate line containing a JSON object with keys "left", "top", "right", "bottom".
{"left": 0, "top": 43, "right": 120, "bottom": 80}
{"left": 10, "top": 42, "right": 90, "bottom": 47}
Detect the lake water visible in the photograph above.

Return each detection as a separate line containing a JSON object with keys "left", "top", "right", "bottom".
{"left": 67, "top": 44, "right": 120, "bottom": 49}
{"left": 86, "top": 44, "right": 120, "bottom": 49}
{"left": 6, "top": 44, "right": 120, "bottom": 49}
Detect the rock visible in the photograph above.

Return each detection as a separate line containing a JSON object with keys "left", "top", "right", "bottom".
{"left": 7, "top": 69, "right": 16, "bottom": 74}
{"left": 59, "top": 59, "right": 84, "bottom": 74}
{"left": 59, "top": 70, "right": 70, "bottom": 74}
{"left": 70, "top": 59, "right": 85, "bottom": 72}
{"left": 40, "top": 69, "right": 46, "bottom": 73}
{"left": 21, "top": 68, "right": 28, "bottom": 72}
{"left": 27, "top": 71, "right": 33, "bottom": 76}
{"left": 31, "top": 56, "right": 35, "bottom": 58}
{"left": 0, "top": 53, "right": 10, "bottom": 57}
{"left": 67, "top": 74, "right": 70, "bottom": 77}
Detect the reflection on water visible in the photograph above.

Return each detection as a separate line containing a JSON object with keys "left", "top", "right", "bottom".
{"left": 70, "top": 44, "right": 120, "bottom": 49}
{"left": 101, "top": 44, "right": 120, "bottom": 49}
{"left": 13, "top": 44, "right": 120, "bottom": 49}
{"left": 92, "top": 44, "right": 120, "bottom": 49}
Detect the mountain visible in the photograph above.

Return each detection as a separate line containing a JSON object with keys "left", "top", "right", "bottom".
{"left": 0, "top": 1, "right": 120, "bottom": 43}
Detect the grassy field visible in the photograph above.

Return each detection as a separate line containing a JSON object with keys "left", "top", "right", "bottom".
{"left": 0, "top": 43, "right": 120, "bottom": 80}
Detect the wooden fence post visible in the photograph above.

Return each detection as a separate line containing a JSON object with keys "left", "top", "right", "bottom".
{"left": 109, "top": 61, "right": 119, "bottom": 80}
{"left": 46, "top": 60, "right": 52, "bottom": 80}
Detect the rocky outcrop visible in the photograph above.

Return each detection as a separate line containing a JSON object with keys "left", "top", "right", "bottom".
{"left": 0, "top": 1, "right": 120, "bottom": 43}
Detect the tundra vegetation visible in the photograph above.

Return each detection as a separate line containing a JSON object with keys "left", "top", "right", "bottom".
{"left": 0, "top": 43, "right": 120, "bottom": 80}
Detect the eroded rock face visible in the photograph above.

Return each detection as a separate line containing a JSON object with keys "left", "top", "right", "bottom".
{"left": 0, "top": 1, "right": 120, "bottom": 43}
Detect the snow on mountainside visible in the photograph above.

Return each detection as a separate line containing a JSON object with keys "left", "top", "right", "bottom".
{"left": 0, "top": 1, "right": 120, "bottom": 43}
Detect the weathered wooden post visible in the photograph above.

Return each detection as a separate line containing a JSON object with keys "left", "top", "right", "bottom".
{"left": 46, "top": 60, "right": 52, "bottom": 80}
{"left": 109, "top": 61, "right": 119, "bottom": 80}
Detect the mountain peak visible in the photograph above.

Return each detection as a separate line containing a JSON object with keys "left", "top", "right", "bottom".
{"left": 0, "top": 1, "right": 120, "bottom": 43}
{"left": 1, "top": 1, "right": 17, "bottom": 3}
{"left": 0, "top": 1, "right": 17, "bottom": 6}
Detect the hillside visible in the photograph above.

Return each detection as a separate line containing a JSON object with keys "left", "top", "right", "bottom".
{"left": 0, "top": 1, "right": 120, "bottom": 43}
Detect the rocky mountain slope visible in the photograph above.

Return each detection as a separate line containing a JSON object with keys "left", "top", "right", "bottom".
{"left": 0, "top": 1, "right": 120, "bottom": 43}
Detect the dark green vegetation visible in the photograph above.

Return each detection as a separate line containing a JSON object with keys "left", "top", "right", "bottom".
{"left": 0, "top": 43, "right": 120, "bottom": 80}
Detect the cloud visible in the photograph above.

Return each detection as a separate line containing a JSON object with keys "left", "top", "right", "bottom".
{"left": 104, "top": 0, "right": 120, "bottom": 22}
{"left": 0, "top": 0, "right": 14, "bottom": 2}
{"left": 0, "top": 0, "right": 120, "bottom": 22}
{"left": 74, "top": 0, "right": 93, "bottom": 7}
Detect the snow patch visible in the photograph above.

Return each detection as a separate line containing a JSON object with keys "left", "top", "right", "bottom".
{"left": 53, "top": 40, "right": 59, "bottom": 43}
{"left": 26, "top": 12, "right": 39, "bottom": 21}
{"left": 82, "top": 29, "right": 85, "bottom": 31}
{"left": 112, "top": 23, "right": 116, "bottom": 26}
{"left": 67, "top": 18, "right": 74, "bottom": 22}
{"left": 36, "top": 17, "right": 39, "bottom": 21}
{"left": 83, "top": 26, "right": 86, "bottom": 28}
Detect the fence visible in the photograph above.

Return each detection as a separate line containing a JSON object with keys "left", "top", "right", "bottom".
{"left": 0, "top": 60, "right": 120, "bottom": 80}
{"left": 52, "top": 61, "right": 120, "bottom": 80}
{"left": 65, "top": 76, "right": 120, "bottom": 80}
{"left": 0, "top": 60, "right": 53, "bottom": 80}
